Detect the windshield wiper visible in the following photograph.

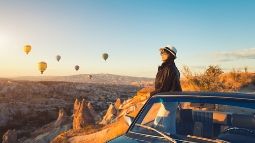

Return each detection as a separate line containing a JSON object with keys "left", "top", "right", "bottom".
{"left": 135, "top": 123, "right": 177, "bottom": 143}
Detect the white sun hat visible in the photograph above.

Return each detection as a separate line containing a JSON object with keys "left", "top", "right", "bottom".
{"left": 160, "top": 45, "right": 177, "bottom": 58}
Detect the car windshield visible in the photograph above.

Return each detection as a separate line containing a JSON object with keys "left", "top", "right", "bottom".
{"left": 130, "top": 96, "right": 255, "bottom": 143}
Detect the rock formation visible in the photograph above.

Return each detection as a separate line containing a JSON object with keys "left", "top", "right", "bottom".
{"left": 87, "top": 102, "right": 100, "bottom": 122}
{"left": 100, "top": 104, "right": 118, "bottom": 125}
{"left": 54, "top": 108, "right": 69, "bottom": 127}
{"left": 21, "top": 108, "right": 72, "bottom": 143}
{"left": 73, "top": 98, "right": 80, "bottom": 115}
{"left": 114, "top": 98, "right": 122, "bottom": 109}
{"left": 73, "top": 99, "right": 95, "bottom": 130}
{"left": 0, "top": 79, "right": 139, "bottom": 142}
{"left": 51, "top": 87, "right": 154, "bottom": 143}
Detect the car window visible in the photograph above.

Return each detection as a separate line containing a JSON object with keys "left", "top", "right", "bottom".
{"left": 141, "top": 102, "right": 162, "bottom": 125}
{"left": 131, "top": 101, "right": 255, "bottom": 142}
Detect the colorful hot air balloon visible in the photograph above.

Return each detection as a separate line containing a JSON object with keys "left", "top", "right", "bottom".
{"left": 102, "top": 53, "right": 109, "bottom": 61}
{"left": 38, "top": 61, "right": 47, "bottom": 74}
{"left": 56, "top": 55, "right": 61, "bottom": 62}
{"left": 75, "top": 65, "right": 80, "bottom": 71}
{"left": 23, "top": 45, "right": 32, "bottom": 55}
{"left": 88, "top": 75, "right": 92, "bottom": 79}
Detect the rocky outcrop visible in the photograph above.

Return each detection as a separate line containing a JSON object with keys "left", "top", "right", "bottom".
{"left": 54, "top": 108, "right": 69, "bottom": 127}
{"left": 99, "top": 104, "right": 118, "bottom": 125}
{"left": 73, "top": 99, "right": 80, "bottom": 116}
{"left": 87, "top": 102, "right": 100, "bottom": 122}
{"left": 0, "top": 79, "right": 139, "bottom": 141}
{"left": 73, "top": 99, "right": 95, "bottom": 130}
{"left": 22, "top": 124, "right": 72, "bottom": 143}
{"left": 2, "top": 130, "right": 17, "bottom": 143}
{"left": 21, "top": 108, "right": 72, "bottom": 143}
{"left": 66, "top": 117, "right": 129, "bottom": 143}
{"left": 98, "top": 87, "right": 153, "bottom": 125}
{"left": 0, "top": 102, "right": 62, "bottom": 143}
{"left": 52, "top": 87, "right": 154, "bottom": 143}
{"left": 114, "top": 98, "right": 122, "bottom": 109}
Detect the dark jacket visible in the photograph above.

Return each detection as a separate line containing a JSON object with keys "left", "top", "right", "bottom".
{"left": 152, "top": 59, "right": 182, "bottom": 95}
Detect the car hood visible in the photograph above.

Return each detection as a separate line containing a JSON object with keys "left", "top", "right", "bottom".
{"left": 108, "top": 135, "right": 144, "bottom": 143}
{"left": 108, "top": 133, "right": 171, "bottom": 143}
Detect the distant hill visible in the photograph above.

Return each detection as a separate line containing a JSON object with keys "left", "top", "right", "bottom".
{"left": 12, "top": 74, "right": 154, "bottom": 86}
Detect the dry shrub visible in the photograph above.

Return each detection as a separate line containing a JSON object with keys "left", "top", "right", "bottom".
{"left": 182, "top": 65, "right": 224, "bottom": 91}
{"left": 220, "top": 69, "right": 252, "bottom": 91}
{"left": 182, "top": 65, "right": 255, "bottom": 92}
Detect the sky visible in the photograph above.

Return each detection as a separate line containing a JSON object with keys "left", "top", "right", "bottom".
{"left": 0, "top": 0, "right": 255, "bottom": 78}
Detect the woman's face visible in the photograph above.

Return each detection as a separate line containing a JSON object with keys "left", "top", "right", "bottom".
{"left": 160, "top": 51, "right": 169, "bottom": 62}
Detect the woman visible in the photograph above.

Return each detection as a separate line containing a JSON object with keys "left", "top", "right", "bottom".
{"left": 152, "top": 45, "right": 182, "bottom": 134}
{"left": 151, "top": 45, "right": 182, "bottom": 95}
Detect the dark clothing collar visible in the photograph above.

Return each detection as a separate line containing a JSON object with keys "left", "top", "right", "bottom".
{"left": 159, "top": 59, "right": 175, "bottom": 70}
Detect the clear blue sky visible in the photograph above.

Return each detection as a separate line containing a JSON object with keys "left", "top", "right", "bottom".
{"left": 0, "top": 0, "right": 255, "bottom": 77}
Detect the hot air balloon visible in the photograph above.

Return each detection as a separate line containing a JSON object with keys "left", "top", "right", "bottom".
{"left": 23, "top": 45, "right": 32, "bottom": 55}
{"left": 102, "top": 53, "right": 109, "bottom": 61}
{"left": 38, "top": 61, "right": 47, "bottom": 74}
{"left": 56, "top": 55, "right": 61, "bottom": 62}
{"left": 88, "top": 75, "right": 92, "bottom": 79}
{"left": 75, "top": 65, "right": 80, "bottom": 71}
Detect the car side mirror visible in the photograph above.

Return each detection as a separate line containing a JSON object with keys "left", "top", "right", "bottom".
{"left": 124, "top": 115, "right": 134, "bottom": 126}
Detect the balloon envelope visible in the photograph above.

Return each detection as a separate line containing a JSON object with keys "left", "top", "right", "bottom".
{"left": 38, "top": 61, "right": 47, "bottom": 74}
{"left": 56, "top": 55, "right": 61, "bottom": 62}
{"left": 102, "top": 53, "right": 109, "bottom": 61}
{"left": 23, "top": 45, "right": 32, "bottom": 55}
{"left": 75, "top": 65, "right": 79, "bottom": 71}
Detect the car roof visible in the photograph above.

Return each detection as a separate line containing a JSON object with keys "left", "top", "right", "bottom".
{"left": 153, "top": 91, "right": 255, "bottom": 101}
